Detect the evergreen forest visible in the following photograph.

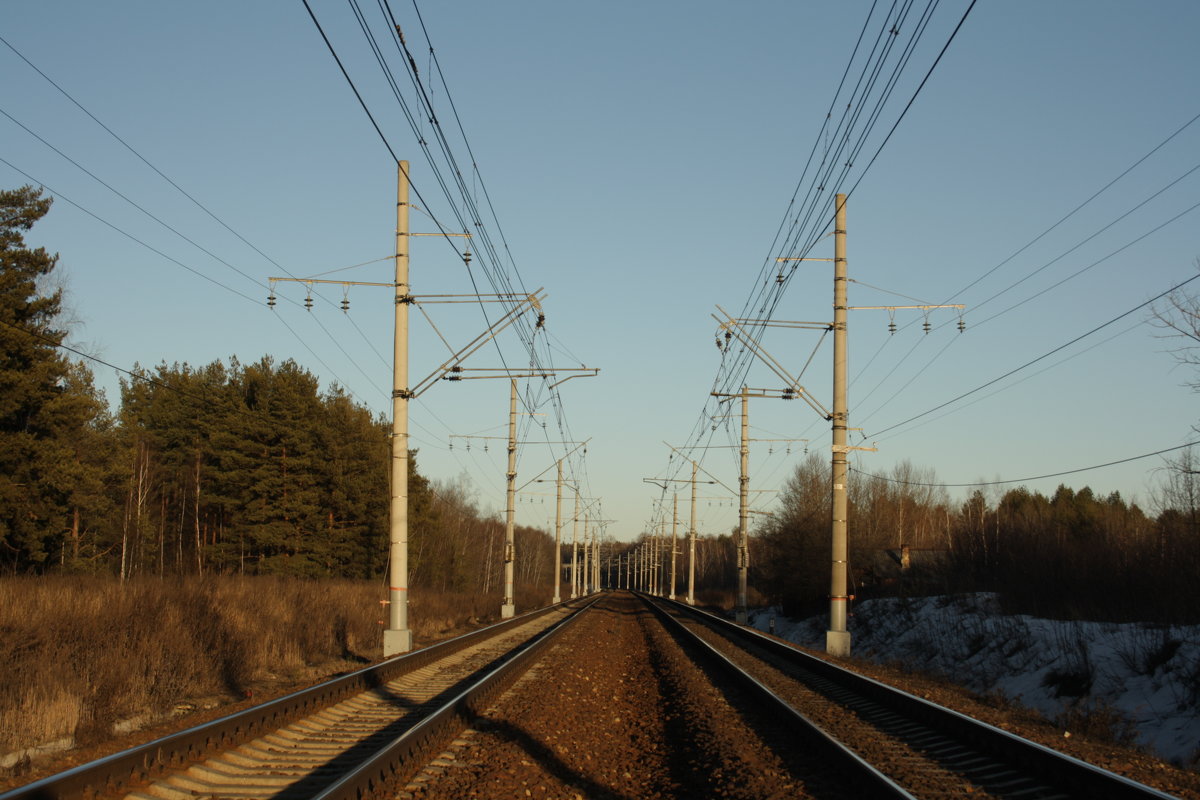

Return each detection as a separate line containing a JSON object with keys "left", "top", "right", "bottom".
{"left": 0, "top": 186, "right": 554, "bottom": 591}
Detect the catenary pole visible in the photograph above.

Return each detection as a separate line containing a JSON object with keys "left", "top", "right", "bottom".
{"left": 384, "top": 161, "right": 413, "bottom": 656}
{"left": 827, "top": 193, "right": 852, "bottom": 657}
{"left": 502, "top": 378, "right": 517, "bottom": 618}
{"left": 571, "top": 492, "right": 580, "bottom": 598}
{"left": 582, "top": 515, "right": 591, "bottom": 594}
{"left": 553, "top": 459, "right": 563, "bottom": 603}
{"left": 670, "top": 493, "right": 678, "bottom": 601}
{"left": 593, "top": 534, "right": 600, "bottom": 593}
{"left": 737, "top": 387, "right": 750, "bottom": 624}
{"left": 688, "top": 460, "right": 697, "bottom": 605}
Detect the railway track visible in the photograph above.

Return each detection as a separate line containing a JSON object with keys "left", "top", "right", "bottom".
{"left": 643, "top": 592, "right": 1180, "bottom": 800}
{"left": 3, "top": 592, "right": 1187, "bottom": 799}
{"left": 0, "top": 598, "right": 595, "bottom": 800}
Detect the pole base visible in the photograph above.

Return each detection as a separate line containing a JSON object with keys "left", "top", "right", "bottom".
{"left": 383, "top": 628, "right": 413, "bottom": 657}
{"left": 552, "top": 595, "right": 561, "bottom": 605}
{"left": 825, "top": 629, "right": 851, "bottom": 657}
{"left": 501, "top": 602, "right": 515, "bottom": 619}
{"left": 735, "top": 609, "right": 748, "bottom": 625}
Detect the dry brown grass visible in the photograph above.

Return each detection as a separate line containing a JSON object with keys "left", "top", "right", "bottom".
{"left": 0, "top": 576, "right": 508, "bottom": 758}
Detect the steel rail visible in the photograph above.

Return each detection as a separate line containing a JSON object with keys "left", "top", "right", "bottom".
{"left": 639, "top": 593, "right": 917, "bottom": 799}
{"left": 0, "top": 600, "right": 587, "bottom": 800}
{"left": 649, "top": 594, "right": 1178, "bottom": 800}
{"left": 312, "top": 594, "right": 600, "bottom": 800}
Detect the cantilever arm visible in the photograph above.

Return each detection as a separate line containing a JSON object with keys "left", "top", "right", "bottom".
{"left": 408, "top": 290, "right": 545, "bottom": 397}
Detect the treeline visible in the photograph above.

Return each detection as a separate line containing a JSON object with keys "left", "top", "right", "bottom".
{"left": 754, "top": 453, "right": 1200, "bottom": 624}
{"left": 0, "top": 185, "right": 555, "bottom": 595}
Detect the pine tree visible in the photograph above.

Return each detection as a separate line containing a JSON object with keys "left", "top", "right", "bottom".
{"left": 0, "top": 186, "right": 110, "bottom": 571}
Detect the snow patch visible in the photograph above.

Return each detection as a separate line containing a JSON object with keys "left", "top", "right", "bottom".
{"left": 749, "top": 594, "right": 1200, "bottom": 766}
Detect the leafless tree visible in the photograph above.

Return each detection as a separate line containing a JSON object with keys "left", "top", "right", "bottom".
{"left": 1151, "top": 259, "right": 1200, "bottom": 397}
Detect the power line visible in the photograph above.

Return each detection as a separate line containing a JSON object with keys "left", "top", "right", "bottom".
{"left": 2, "top": 35, "right": 404, "bottom": 409}
{"left": 941, "top": 108, "right": 1200, "bottom": 306}
{"left": 0, "top": 34, "right": 301, "bottom": 279}
{"left": 0, "top": 159, "right": 368, "bottom": 397}
{"left": 865, "top": 319, "right": 1142, "bottom": 441}
{"left": 0, "top": 106, "right": 270, "bottom": 291}
{"left": 851, "top": 442, "right": 1196, "bottom": 488}
{"left": 305, "top": 1, "right": 599, "bottom": 506}
{"left": 662, "top": 2, "right": 976, "bottom": 512}
{"left": 866, "top": 271, "right": 1200, "bottom": 438}
{"left": 0, "top": 158, "right": 259, "bottom": 304}
{"left": 856, "top": 197, "right": 1200, "bottom": 428}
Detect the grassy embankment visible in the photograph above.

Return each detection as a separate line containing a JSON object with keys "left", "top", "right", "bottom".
{"left": 0, "top": 575, "right": 507, "bottom": 762}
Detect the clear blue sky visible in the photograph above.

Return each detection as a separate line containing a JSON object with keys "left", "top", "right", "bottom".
{"left": 3, "top": 1, "right": 1198, "bottom": 541}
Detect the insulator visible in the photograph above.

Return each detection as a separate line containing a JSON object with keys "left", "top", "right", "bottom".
{"left": 340, "top": 298, "right": 350, "bottom": 313}
{"left": 463, "top": 250, "right": 472, "bottom": 265}
{"left": 304, "top": 294, "right": 313, "bottom": 310}
{"left": 922, "top": 319, "right": 931, "bottom": 334}
{"left": 887, "top": 321, "right": 896, "bottom": 334}
{"left": 724, "top": 330, "right": 732, "bottom": 342}
{"left": 958, "top": 318, "right": 966, "bottom": 333}
{"left": 776, "top": 273, "right": 784, "bottom": 284}
{"left": 715, "top": 338, "right": 723, "bottom": 351}
{"left": 267, "top": 293, "right": 276, "bottom": 308}
{"left": 537, "top": 313, "right": 545, "bottom": 328}
{"left": 450, "top": 365, "right": 463, "bottom": 372}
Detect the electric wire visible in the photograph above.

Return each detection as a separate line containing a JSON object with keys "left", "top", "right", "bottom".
{"left": 851, "top": 442, "right": 1196, "bottom": 488}
{"left": 866, "top": 271, "right": 1200, "bottom": 438}
{"left": 0, "top": 107, "right": 271, "bottom": 292}
{"left": 2, "top": 36, "right": 405, "bottom": 412}
{"left": 0, "top": 158, "right": 259, "bottom": 304}
{"left": 366, "top": 0, "right": 596, "bottom": 505}
{"left": 305, "top": 0, "right": 541, "bottom": 500}
{"left": 1, "top": 109, "right": 393, "bottom": 403}
{"left": 942, "top": 108, "right": 1200, "bottom": 305}
{"left": 871, "top": 319, "right": 1143, "bottom": 442}
{"left": 0, "top": 34, "right": 315, "bottom": 283}
{"left": 970, "top": 194, "right": 1200, "bottom": 329}
{"left": 667, "top": 0, "right": 972, "bottom": 498}
{"left": 852, "top": 114, "right": 1200, "bottom": 417}
{"left": 857, "top": 196, "right": 1200, "bottom": 427}
{"left": 0, "top": 159, "right": 371, "bottom": 399}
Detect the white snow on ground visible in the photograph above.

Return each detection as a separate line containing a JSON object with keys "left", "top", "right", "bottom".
{"left": 748, "top": 594, "right": 1200, "bottom": 767}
